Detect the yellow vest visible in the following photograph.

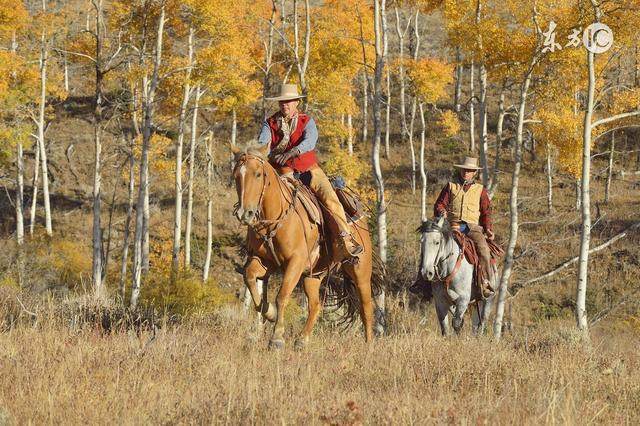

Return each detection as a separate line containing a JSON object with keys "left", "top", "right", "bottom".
{"left": 448, "top": 181, "right": 483, "bottom": 225}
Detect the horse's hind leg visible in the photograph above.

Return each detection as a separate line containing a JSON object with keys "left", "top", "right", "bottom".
{"left": 294, "top": 276, "right": 322, "bottom": 350}
{"left": 244, "top": 257, "right": 274, "bottom": 321}
{"left": 343, "top": 261, "right": 374, "bottom": 343}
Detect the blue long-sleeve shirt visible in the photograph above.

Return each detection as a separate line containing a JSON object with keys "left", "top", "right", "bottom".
{"left": 258, "top": 115, "right": 318, "bottom": 154}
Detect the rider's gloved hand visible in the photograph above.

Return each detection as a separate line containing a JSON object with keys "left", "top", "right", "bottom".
{"left": 273, "top": 149, "right": 299, "bottom": 166}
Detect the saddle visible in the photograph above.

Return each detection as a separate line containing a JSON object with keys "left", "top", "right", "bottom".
{"left": 281, "top": 176, "right": 323, "bottom": 225}
{"left": 451, "top": 230, "right": 504, "bottom": 294}
{"left": 281, "top": 174, "right": 365, "bottom": 230}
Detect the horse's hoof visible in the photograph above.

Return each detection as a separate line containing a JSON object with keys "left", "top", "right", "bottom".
{"left": 294, "top": 338, "right": 307, "bottom": 351}
{"left": 268, "top": 339, "right": 285, "bottom": 350}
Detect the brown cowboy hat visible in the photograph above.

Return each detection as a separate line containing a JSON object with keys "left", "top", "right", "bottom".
{"left": 266, "top": 84, "right": 306, "bottom": 102}
{"left": 453, "top": 156, "right": 481, "bottom": 170}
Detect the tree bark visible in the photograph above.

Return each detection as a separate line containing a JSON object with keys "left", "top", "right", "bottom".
{"left": 468, "top": 61, "right": 475, "bottom": 153}
{"left": 454, "top": 47, "right": 463, "bottom": 112}
{"left": 119, "top": 146, "right": 135, "bottom": 302}
{"left": 203, "top": 133, "right": 214, "bottom": 282}
{"left": 131, "top": 6, "right": 165, "bottom": 308}
{"left": 384, "top": 66, "right": 391, "bottom": 159}
{"left": 171, "top": 26, "right": 194, "bottom": 277}
{"left": 37, "top": 1, "right": 52, "bottom": 237}
{"left": 488, "top": 89, "right": 504, "bottom": 198}
{"left": 16, "top": 144, "right": 24, "bottom": 246}
{"left": 494, "top": 70, "right": 532, "bottom": 339}
{"left": 29, "top": 142, "right": 40, "bottom": 236}
{"left": 394, "top": 6, "right": 409, "bottom": 145}
{"left": 91, "top": 0, "right": 105, "bottom": 298}
{"left": 546, "top": 143, "right": 554, "bottom": 214}
{"left": 478, "top": 64, "right": 489, "bottom": 186}
{"left": 576, "top": 35, "right": 596, "bottom": 336}
{"left": 419, "top": 103, "right": 427, "bottom": 221}
{"left": 362, "top": 70, "right": 368, "bottom": 145}
{"left": 575, "top": 179, "right": 581, "bottom": 211}
{"left": 184, "top": 86, "right": 201, "bottom": 268}
{"left": 604, "top": 132, "right": 614, "bottom": 204}
{"left": 372, "top": 0, "right": 388, "bottom": 335}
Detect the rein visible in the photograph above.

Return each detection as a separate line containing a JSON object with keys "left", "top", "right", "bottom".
{"left": 425, "top": 225, "right": 465, "bottom": 290}
{"left": 233, "top": 153, "right": 300, "bottom": 268}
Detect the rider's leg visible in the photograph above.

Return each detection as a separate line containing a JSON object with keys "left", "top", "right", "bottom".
{"left": 307, "top": 167, "right": 363, "bottom": 257}
{"left": 467, "top": 224, "right": 494, "bottom": 297}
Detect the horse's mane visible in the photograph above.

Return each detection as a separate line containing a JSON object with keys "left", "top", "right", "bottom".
{"left": 416, "top": 218, "right": 453, "bottom": 243}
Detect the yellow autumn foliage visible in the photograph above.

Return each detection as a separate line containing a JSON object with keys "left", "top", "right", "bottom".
{"left": 406, "top": 57, "right": 453, "bottom": 104}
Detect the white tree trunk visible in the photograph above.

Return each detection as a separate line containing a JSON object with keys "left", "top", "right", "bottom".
{"left": 576, "top": 45, "right": 596, "bottom": 335}
{"left": 454, "top": 48, "right": 463, "bottom": 112}
{"left": 575, "top": 179, "right": 581, "bottom": 211}
{"left": 119, "top": 147, "right": 135, "bottom": 301}
{"left": 546, "top": 144, "right": 554, "bottom": 214}
{"left": 488, "top": 89, "right": 504, "bottom": 197}
{"left": 37, "top": 17, "right": 52, "bottom": 237}
{"left": 16, "top": 143, "right": 24, "bottom": 246}
{"left": 362, "top": 70, "right": 368, "bottom": 145}
{"left": 394, "top": 6, "right": 408, "bottom": 144}
{"left": 494, "top": 72, "right": 532, "bottom": 339}
{"left": 29, "top": 143, "right": 40, "bottom": 236}
{"left": 347, "top": 111, "right": 354, "bottom": 155}
{"left": 384, "top": 66, "right": 391, "bottom": 158}
{"left": 131, "top": 6, "right": 165, "bottom": 308}
{"left": 604, "top": 132, "right": 614, "bottom": 204}
{"left": 92, "top": 0, "right": 105, "bottom": 298}
{"left": 171, "top": 27, "right": 194, "bottom": 276}
{"left": 184, "top": 86, "right": 201, "bottom": 268}
{"left": 372, "top": 0, "right": 388, "bottom": 335}
{"left": 419, "top": 102, "right": 427, "bottom": 221}
{"left": 478, "top": 64, "right": 489, "bottom": 186}
{"left": 468, "top": 61, "right": 475, "bottom": 153}
{"left": 231, "top": 108, "right": 237, "bottom": 147}
{"left": 408, "top": 99, "right": 417, "bottom": 194}
{"left": 202, "top": 133, "right": 214, "bottom": 281}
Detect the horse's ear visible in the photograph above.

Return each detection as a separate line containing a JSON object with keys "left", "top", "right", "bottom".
{"left": 230, "top": 143, "right": 241, "bottom": 156}
{"left": 436, "top": 215, "right": 445, "bottom": 228}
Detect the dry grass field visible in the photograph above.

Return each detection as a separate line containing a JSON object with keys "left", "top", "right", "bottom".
{"left": 1, "top": 295, "right": 639, "bottom": 425}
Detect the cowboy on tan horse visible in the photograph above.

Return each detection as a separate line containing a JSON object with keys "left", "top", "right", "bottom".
{"left": 257, "top": 83, "right": 363, "bottom": 260}
{"left": 433, "top": 156, "right": 496, "bottom": 298}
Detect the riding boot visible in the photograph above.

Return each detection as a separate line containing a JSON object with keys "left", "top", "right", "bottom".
{"left": 339, "top": 231, "right": 364, "bottom": 257}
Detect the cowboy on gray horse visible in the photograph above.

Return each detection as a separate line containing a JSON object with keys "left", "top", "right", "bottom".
{"left": 433, "top": 156, "right": 495, "bottom": 298}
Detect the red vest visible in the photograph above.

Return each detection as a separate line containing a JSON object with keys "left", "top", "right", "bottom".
{"left": 267, "top": 112, "right": 318, "bottom": 172}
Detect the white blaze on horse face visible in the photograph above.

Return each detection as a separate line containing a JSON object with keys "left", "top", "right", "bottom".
{"left": 421, "top": 231, "right": 442, "bottom": 281}
{"left": 238, "top": 164, "right": 246, "bottom": 210}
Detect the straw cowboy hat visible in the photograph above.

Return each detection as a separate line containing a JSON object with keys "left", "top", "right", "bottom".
{"left": 266, "top": 84, "right": 306, "bottom": 101}
{"left": 453, "top": 156, "right": 482, "bottom": 170}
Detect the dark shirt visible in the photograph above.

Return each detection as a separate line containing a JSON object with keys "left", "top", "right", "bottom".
{"left": 433, "top": 177, "right": 493, "bottom": 232}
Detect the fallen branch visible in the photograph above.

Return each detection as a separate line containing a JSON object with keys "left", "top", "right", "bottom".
{"left": 511, "top": 221, "right": 640, "bottom": 295}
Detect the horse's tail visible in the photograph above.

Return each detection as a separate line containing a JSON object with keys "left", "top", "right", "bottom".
{"left": 323, "top": 252, "right": 386, "bottom": 328}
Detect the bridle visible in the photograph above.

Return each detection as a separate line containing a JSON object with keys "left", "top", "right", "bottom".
{"left": 421, "top": 222, "right": 465, "bottom": 289}
{"left": 232, "top": 153, "right": 300, "bottom": 267}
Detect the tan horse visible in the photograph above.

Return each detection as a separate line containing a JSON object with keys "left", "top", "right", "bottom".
{"left": 232, "top": 143, "right": 380, "bottom": 349}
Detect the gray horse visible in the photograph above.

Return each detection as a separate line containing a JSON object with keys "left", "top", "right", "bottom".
{"left": 419, "top": 216, "right": 495, "bottom": 335}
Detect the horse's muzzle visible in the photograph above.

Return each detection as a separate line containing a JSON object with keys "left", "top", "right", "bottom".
{"left": 235, "top": 206, "right": 257, "bottom": 225}
{"left": 423, "top": 268, "right": 435, "bottom": 281}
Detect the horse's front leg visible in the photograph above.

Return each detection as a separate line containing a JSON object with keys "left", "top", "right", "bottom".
{"left": 453, "top": 296, "right": 471, "bottom": 334}
{"left": 433, "top": 284, "right": 452, "bottom": 336}
{"left": 269, "top": 258, "right": 305, "bottom": 350}
{"left": 244, "top": 257, "right": 275, "bottom": 321}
